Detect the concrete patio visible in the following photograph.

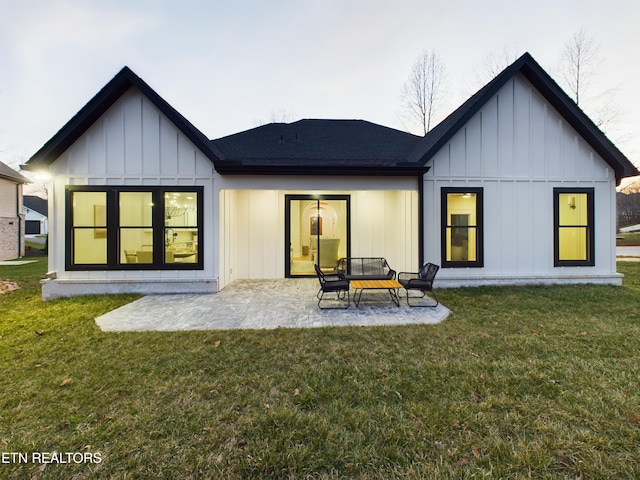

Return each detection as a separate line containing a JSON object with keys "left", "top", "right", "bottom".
{"left": 96, "top": 278, "right": 450, "bottom": 331}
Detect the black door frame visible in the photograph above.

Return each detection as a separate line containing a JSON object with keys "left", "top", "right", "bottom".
{"left": 284, "top": 194, "right": 351, "bottom": 278}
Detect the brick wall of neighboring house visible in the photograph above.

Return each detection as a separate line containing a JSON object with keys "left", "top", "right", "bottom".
{"left": 0, "top": 214, "right": 24, "bottom": 260}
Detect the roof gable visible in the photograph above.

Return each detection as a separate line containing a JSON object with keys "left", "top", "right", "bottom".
{"left": 212, "top": 119, "right": 426, "bottom": 175}
{"left": 408, "top": 52, "right": 638, "bottom": 183}
{"left": 24, "top": 67, "right": 221, "bottom": 171}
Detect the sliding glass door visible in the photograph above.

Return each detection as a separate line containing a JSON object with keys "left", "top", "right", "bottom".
{"left": 285, "top": 195, "right": 350, "bottom": 277}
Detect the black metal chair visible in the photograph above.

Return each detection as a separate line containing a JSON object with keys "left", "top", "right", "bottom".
{"left": 314, "top": 264, "right": 350, "bottom": 309}
{"left": 398, "top": 262, "right": 439, "bottom": 307}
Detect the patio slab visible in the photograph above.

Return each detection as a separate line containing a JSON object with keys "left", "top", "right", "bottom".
{"left": 95, "top": 278, "right": 450, "bottom": 331}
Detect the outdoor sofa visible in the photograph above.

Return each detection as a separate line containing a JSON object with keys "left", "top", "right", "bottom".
{"left": 336, "top": 257, "right": 396, "bottom": 281}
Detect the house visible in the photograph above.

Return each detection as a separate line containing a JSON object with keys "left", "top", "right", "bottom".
{"left": 24, "top": 195, "right": 49, "bottom": 236}
{"left": 0, "top": 161, "right": 29, "bottom": 261}
{"left": 22, "top": 52, "right": 639, "bottom": 300}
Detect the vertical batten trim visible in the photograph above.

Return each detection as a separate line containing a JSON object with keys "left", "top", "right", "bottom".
{"left": 139, "top": 96, "right": 144, "bottom": 173}
{"left": 496, "top": 93, "right": 500, "bottom": 174}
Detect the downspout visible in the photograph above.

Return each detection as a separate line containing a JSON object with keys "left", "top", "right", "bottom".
{"left": 418, "top": 173, "right": 424, "bottom": 267}
{"left": 16, "top": 183, "right": 22, "bottom": 258}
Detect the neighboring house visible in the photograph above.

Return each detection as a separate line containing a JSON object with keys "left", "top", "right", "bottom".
{"left": 24, "top": 195, "right": 49, "bottom": 236}
{"left": 22, "top": 52, "right": 639, "bottom": 300}
{"left": 0, "top": 161, "right": 29, "bottom": 261}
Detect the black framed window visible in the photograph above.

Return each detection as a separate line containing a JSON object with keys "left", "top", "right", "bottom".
{"left": 66, "top": 186, "right": 203, "bottom": 270}
{"left": 441, "top": 187, "right": 484, "bottom": 268}
{"left": 554, "top": 188, "right": 594, "bottom": 267}
{"left": 284, "top": 194, "right": 351, "bottom": 278}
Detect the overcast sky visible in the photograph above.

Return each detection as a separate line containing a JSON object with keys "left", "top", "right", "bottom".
{"left": 1, "top": 0, "right": 639, "bottom": 183}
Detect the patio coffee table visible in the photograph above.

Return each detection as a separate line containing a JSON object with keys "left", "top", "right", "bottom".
{"left": 350, "top": 279, "right": 403, "bottom": 307}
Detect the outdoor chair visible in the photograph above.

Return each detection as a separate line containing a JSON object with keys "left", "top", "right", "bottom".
{"left": 314, "top": 264, "right": 350, "bottom": 309}
{"left": 398, "top": 262, "right": 439, "bottom": 307}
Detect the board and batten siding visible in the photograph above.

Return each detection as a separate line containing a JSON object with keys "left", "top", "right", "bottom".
{"left": 43, "top": 87, "right": 217, "bottom": 298}
{"left": 424, "top": 73, "right": 620, "bottom": 286}
{"left": 217, "top": 187, "right": 418, "bottom": 289}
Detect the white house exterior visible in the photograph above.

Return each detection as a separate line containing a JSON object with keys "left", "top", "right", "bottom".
{"left": 22, "top": 53, "right": 638, "bottom": 300}
{"left": 24, "top": 195, "right": 49, "bottom": 236}
{"left": 24, "top": 208, "right": 48, "bottom": 236}
{"left": 422, "top": 73, "right": 622, "bottom": 286}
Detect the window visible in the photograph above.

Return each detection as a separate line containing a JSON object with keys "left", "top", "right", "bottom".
{"left": 554, "top": 188, "right": 594, "bottom": 266}
{"left": 25, "top": 220, "right": 42, "bottom": 235}
{"left": 66, "top": 186, "right": 203, "bottom": 270}
{"left": 71, "top": 191, "right": 107, "bottom": 265}
{"left": 441, "top": 188, "right": 483, "bottom": 267}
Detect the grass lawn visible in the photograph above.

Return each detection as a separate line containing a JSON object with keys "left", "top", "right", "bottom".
{"left": 617, "top": 232, "right": 640, "bottom": 246}
{"left": 1, "top": 259, "right": 639, "bottom": 479}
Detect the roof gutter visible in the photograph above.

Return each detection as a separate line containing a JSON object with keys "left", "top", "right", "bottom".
{"left": 213, "top": 163, "right": 430, "bottom": 176}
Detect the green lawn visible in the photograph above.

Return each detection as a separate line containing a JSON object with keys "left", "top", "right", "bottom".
{"left": 1, "top": 259, "right": 639, "bottom": 479}
{"left": 617, "top": 232, "right": 640, "bottom": 246}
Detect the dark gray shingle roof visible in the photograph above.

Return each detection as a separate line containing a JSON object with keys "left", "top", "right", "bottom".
{"left": 24, "top": 195, "right": 48, "bottom": 215}
{"left": 0, "top": 161, "right": 29, "bottom": 183}
{"left": 211, "top": 119, "right": 426, "bottom": 175}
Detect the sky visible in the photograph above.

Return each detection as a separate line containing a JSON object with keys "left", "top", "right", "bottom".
{"left": 1, "top": 0, "right": 639, "bottom": 186}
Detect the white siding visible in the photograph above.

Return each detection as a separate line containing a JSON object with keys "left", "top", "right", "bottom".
{"left": 41, "top": 71, "right": 624, "bottom": 296}
{"left": 45, "top": 86, "right": 423, "bottom": 295}
{"left": 218, "top": 188, "right": 418, "bottom": 289}
{"left": 46, "top": 87, "right": 216, "bottom": 287}
{"left": 424, "top": 73, "right": 620, "bottom": 285}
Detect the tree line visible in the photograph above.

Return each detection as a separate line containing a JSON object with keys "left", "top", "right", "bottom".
{"left": 618, "top": 181, "right": 640, "bottom": 229}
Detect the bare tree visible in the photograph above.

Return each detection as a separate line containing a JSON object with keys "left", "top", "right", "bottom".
{"left": 617, "top": 180, "right": 640, "bottom": 229}
{"left": 473, "top": 43, "right": 523, "bottom": 87}
{"left": 619, "top": 179, "right": 640, "bottom": 195}
{"left": 617, "top": 191, "right": 640, "bottom": 228}
{"left": 4, "top": 154, "right": 48, "bottom": 198}
{"left": 24, "top": 175, "right": 49, "bottom": 199}
{"left": 401, "top": 50, "right": 446, "bottom": 135}
{"left": 556, "top": 29, "right": 625, "bottom": 136}
{"left": 253, "top": 109, "right": 296, "bottom": 127}
{"left": 268, "top": 109, "right": 295, "bottom": 124}
{"left": 557, "top": 29, "right": 600, "bottom": 107}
